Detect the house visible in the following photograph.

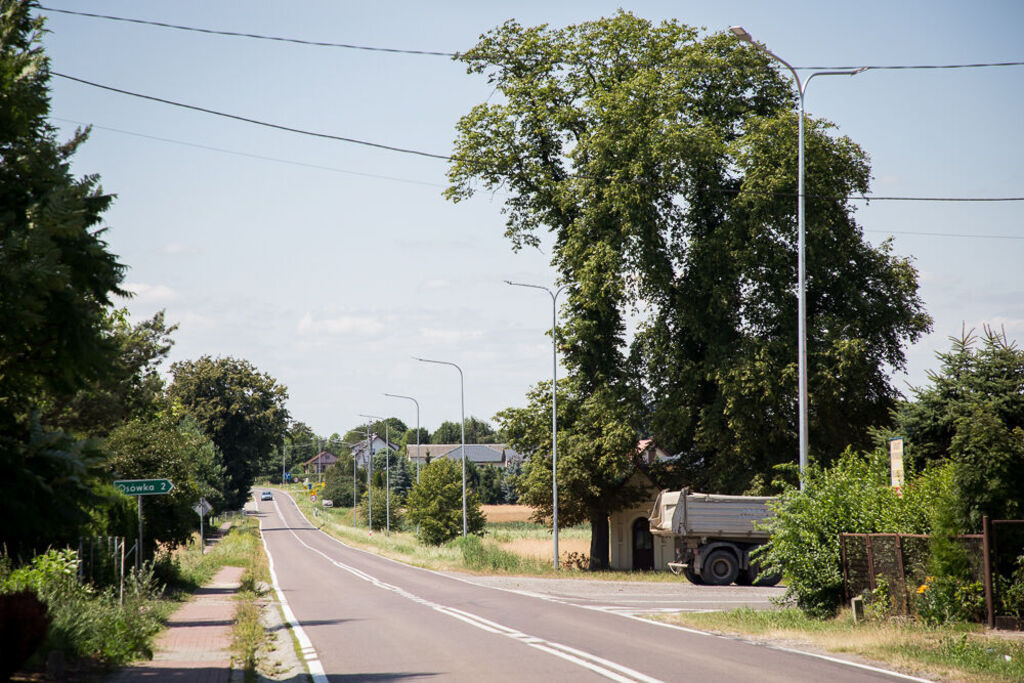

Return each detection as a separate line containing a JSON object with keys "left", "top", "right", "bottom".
{"left": 302, "top": 450, "right": 338, "bottom": 475}
{"left": 607, "top": 439, "right": 679, "bottom": 571}
{"left": 349, "top": 434, "right": 401, "bottom": 468}
{"left": 406, "top": 443, "right": 522, "bottom": 469}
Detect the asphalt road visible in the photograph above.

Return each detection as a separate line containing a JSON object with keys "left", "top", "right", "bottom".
{"left": 259, "top": 492, "right": 932, "bottom": 682}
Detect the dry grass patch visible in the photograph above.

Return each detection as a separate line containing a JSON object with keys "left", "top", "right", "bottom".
{"left": 497, "top": 536, "right": 591, "bottom": 561}
{"left": 482, "top": 505, "right": 535, "bottom": 523}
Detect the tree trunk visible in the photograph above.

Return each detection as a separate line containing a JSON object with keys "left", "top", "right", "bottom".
{"left": 588, "top": 509, "right": 610, "bottom": 570}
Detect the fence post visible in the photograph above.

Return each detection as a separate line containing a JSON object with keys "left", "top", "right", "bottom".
{"left": 865, "top": 535, "right": 876, "bottom": 591}
{"left": 982, "top": 515, "right": 994, "bottom": 629}
{"left": 895, "top": 534, "right": 909, "bottom": 614}
{"left": 840, "top": 534, "right": 849, "bottom": 602}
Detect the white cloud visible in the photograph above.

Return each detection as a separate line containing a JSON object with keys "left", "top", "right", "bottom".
{"left": 298, "top": 313, "right": 386, "bottom": 337}
{"left": 123, "top": 282, "right": 179, "bottom": 304}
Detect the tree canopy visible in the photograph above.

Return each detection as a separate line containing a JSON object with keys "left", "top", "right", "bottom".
{"left": 430, "top": 417, "right": 496, "bottom": 444}
{"left": 168, "top": 356, "right": 289, "bottom": 509}
{"left": 449, "top": 13, "right": 929, "bottom": 501}
{"left": 0, "top": 0, "right": 128, "bottom": 555}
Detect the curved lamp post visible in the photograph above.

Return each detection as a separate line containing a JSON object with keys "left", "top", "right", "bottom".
{"left": 506, "top": 280, "right": 566, "bottom": 570}
{"left": 729, "top": 26, "right": 864, "bottom": 490}
{"left": 414, "top": 356, "right": 467, "bottom": 537}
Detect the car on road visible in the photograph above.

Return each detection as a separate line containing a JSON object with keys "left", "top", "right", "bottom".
{"left": 321, "top": 499, "right": 333, "bottom": 507}
{"left": 260, "top": 491, "right": 273, "bottom": 501}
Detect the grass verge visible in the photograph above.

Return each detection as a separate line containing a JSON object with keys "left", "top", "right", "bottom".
{"left": 651, "top": 608, "right": 1024, "bottom": 682}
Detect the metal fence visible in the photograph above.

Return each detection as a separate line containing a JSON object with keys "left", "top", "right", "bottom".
{"left": 840, "top": 516, "right": 1024, "bottom": 627}
{"left": 77, "top": 536, "right": 131, "bottom": 589}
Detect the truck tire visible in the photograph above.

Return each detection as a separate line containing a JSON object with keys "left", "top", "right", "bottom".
{"left": 755, "top": 571, "right": 782, "bottom": 587}
{"left": 703, "top": 549, "right": 739, "bottom": 586}
{"left": 735, "top": 566, "right": 756, "bottom": 586}
{"left": 683, "top": 565, "right": 704, "bottom": 585}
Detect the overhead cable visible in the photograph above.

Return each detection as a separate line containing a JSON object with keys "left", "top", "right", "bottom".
{"left": 38, "top": 7, "right": 1024, "bottom": 71}
{"left": 39, "top": 5, "right": 455, "bottom": 56}
{"left": 53, "top": 73, "right": 1024, "bottom": 203}
{"left": 54, "top": 72, "right": 450, "bottom": 160}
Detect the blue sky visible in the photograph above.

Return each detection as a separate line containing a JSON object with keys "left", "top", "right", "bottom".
{"left": 40, "top": 1, "right": 1024, "bottom": 437}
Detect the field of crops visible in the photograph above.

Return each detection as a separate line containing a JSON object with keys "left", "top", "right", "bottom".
{"left": 482, "top": 505, "right": 591, "bottom": 561}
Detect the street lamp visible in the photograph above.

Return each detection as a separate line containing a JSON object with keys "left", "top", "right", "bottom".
{"left": 729, "top": 26, "right": 864, "bottom": 490}
{"left": 385, "top": 392, "right": 421, "bottom": 536}
{"left": 358, "top": 414, "right": 383, "bottom": 532}
{"left": 506, "top": 280, "right": 566, "bottom": 570}
{"left": 414, "top": 356, "right": 467, "bottom": 537}
{"left": 384, "top": 393, "right": 420, "bottom": 483}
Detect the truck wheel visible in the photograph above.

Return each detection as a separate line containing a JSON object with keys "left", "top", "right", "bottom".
{"left": 755, "top": 571, "right": 782, "bottom": 587}
{"left": 683, "top": 566, "right": 704, "bottom": 585}
{"left": 734, "top": 567, "right": 756, "bottom": 586}
{"left": 703, "top": 550, "right": 739, "bottom": 585}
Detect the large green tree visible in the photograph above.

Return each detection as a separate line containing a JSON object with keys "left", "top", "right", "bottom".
{"left": 0, "top": 0, "right": 127, "bottom": 554}
{"left": 167, "top": 356, "right": 289, "bottom": 509}
{"left": 895, "top": 327, "right": 1024, "bottom": 531}
{"left": 448, "top": 13, "right": 929, "bottom": 497}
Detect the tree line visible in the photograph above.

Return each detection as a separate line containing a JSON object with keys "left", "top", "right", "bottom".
{"left": 0, "top": 2, "right": 288, "bottom": 561}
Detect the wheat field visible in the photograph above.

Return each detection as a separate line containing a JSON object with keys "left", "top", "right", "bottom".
{"left": 482, "top": 505, "right": 591, "bottom": 561}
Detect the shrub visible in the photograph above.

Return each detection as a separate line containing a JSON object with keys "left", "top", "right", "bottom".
{"left": 914, "top": 575, "right": 985, "bottom": 625}
{"left": 1, "top": 549, "right": 165, "bottom": 665}
{"left": 407, "top": 459, "right": 486, "bottom": 545}
{"left": 357, "top": 486, "right": 404, "bottom": 532}
{"left": 998, "top": 554, "right": 1024, "bottom": 619}
{"left": 756, "top": 449, "right": 941, "bottom": 618}
{"left": 448, "top": 535, "right": 522, "bottom": 572}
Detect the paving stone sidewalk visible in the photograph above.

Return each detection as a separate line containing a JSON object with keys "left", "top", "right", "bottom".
{"left": 108, "top": 564, "right": 244, "bottom": 683}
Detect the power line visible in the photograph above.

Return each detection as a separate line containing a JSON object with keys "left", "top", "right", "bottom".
{"left": 53, "top": 72, "right": 1024, "bottom": 203}
{"left": 798, "top": 62, "right": 1024, "bottom": 71}
{"left": 38, "top": 6, "right": 455, "bottom": 56}
{"left": 38, "top": 6, "right": 1024, "bottom": 71}
{"left": 865, "top": 229, "right": 1024, "bottom": 241}
{"left": 53, "top": 72, "right": 450, "bottom": 160}
{"left": 53, "top": 118, "right": 445, "bottom": 188}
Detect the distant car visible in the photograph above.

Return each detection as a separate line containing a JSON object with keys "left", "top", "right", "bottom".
{"left": 260, "top": 491, "right": 273, "bottom": 501}
{"left": 321, "top": 499, "right": 333, "bottom": 508}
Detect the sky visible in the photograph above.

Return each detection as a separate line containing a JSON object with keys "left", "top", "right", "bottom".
{"left": 38, "top": 1, "right": 1024, "bottom": 438}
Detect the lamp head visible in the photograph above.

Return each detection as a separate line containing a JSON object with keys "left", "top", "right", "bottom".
{"left": 729, "top": 26, "right": 753, "bottom": 42}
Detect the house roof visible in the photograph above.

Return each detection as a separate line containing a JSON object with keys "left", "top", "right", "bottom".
{"left": 302, "top": 450, "right": 338, "bottom": 466}
{"left": 406, "top": 443, "right": 521, "bottom": 465}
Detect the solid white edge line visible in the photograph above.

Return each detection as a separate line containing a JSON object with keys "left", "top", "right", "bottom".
{"left": 259, "top": 503, "right": 329, "bottom": 683}
{"left": 275, "top": 489, "right": 931, "bottom": 683}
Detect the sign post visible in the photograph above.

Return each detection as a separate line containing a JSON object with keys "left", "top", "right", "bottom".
{"left": 889, "top": 438, "right": 905, "bottom": 497}
{"left": 192, "top": 497, "right": 213, "bottom": 554}
{"left": 114, "top": 479, "right": 175, "bottom": 570}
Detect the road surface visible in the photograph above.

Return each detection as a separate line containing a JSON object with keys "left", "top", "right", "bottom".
{"left": 259, "top": 491, "right": 931, "bottom": 682}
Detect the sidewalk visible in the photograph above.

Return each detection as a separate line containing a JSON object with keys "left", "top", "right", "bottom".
{"left": 108, "top": 565, "right": 244, "bottom": 683}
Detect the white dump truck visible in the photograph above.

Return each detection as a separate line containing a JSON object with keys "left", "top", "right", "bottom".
{"left": 648, "top": 488, "right": 781, "bottom": 586}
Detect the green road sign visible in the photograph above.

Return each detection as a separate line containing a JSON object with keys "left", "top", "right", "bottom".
{"left": 114, "top": 478, "right": 174, "bottom": 496}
